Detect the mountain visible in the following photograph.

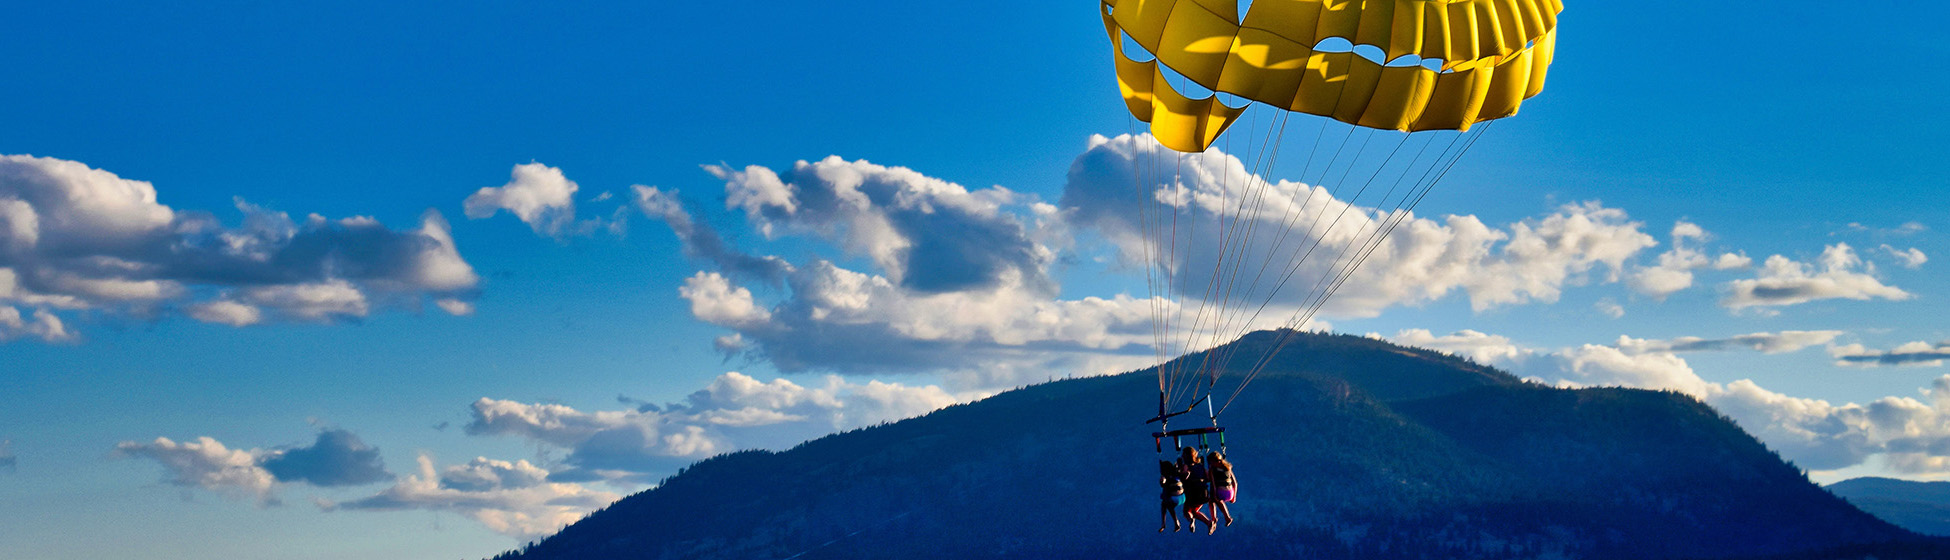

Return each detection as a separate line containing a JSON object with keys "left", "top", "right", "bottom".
{"left": 1826, "top": 477, "right": 1950, "bottom": 537}
{"left": 496, "top": 331, "right": 1943, "bottom": 560}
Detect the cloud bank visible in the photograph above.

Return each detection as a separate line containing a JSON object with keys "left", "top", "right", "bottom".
{"left": 465, "top": 372, "right": 958, "bottom": 480}
{"left": 1062, "top": 134, "right": 1659, "bottom": 318}
{"left": 329, "top": 455, "right": 618, "bottom": 540}
{"left": 0, "top": 154, "right": 478, "bottom": 340}
{"left": 1390, "top": 329, "right": 1950, "bottom": 475}
{"left": 633, "top": 137, "right": 1705, "bottom": 389}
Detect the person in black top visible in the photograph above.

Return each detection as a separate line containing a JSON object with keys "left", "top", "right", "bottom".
{"left": 1159, "top": 460, "right": 1186, "bottom": 532}
{"left": 1177, "top": 446, "right": 1216, "bottom": 534}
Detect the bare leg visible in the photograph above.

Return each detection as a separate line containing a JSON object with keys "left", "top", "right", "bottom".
{"left": 1188, "top": 502, "right": 1214, "bottom": 533}
{"left": 1216, "top": 499, "right": 1233, "bottom": 526}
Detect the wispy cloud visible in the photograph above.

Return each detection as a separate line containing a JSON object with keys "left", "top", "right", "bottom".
{"left": 1830, "top": 341, "right": 1950, "bottom": 368}
{"left": 1615, "top": 331, "right": 1843, "bottom": 354}
{"left": 1878, "top": 244, "right": 1928, "bottom": 269}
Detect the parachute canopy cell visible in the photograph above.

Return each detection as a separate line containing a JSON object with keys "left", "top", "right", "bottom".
{"left": 1103, "top": 0, "right": 1564, "bottom": 152}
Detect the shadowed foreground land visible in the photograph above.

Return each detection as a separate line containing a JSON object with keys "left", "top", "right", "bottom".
{"left": 497, "top": 331, "right": 1945, "bottom": 560}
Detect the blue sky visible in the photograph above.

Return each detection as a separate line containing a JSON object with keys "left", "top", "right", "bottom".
{"left": 2, "top": 2, "right": 1947, "bottom": 558}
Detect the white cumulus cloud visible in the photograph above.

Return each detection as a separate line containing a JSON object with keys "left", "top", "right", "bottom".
{"left": 1062, "top": 134, "right": 1658, "bottom": 318}
{"left": 0, "top": 306, "right": 73, "bottom": 342}
{"left": 115, "top": 437, "right": 279, "bottom": 505}
{"left": 1626, "top": 220, "right": 1751, "bottom": 300}
{"left": 465, "top": 372, "right": 958, "bottom": 480}
{"left": 0, "top": 155, "right": 479, "bottom": 341}
{"left": 329, "top": 455, "right": 618, "bottom": 540}
{"left": 1878, "top": 245, "right": 1927, "bottom": 269}
{"left": 463, "top": 163, "right": 584, "bottom": 237}
{"left": 644, "top": 138, "right": 1673, "bottom": 391}
{"left": 1722, "top": 244, "right": 1909, "bottom": 310}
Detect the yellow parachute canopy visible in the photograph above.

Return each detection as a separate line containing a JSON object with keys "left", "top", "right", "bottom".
{"left": 1104, "top": 0, "right": 1563, "bottom": 152}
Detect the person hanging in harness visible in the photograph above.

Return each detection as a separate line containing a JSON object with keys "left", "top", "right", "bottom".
{"left": 1207, "top": 450, "right": 1237, "bottom": 527}
{"left": 1177, "top": 446, "right": 1217, "bottom": 534}
{"left": 1158, "top": 460, "right": 1187, "bottom": 532}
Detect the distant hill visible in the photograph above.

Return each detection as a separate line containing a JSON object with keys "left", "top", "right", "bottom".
{"left": 1827, "top": 477, "right": 1950, "bottom": 537}
{"left": 497, "top": 331, "right": 1943, "bottom": 560}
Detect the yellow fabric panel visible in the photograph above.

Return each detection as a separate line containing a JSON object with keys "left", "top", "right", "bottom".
{"left": 1330, "top": 56, "right": 1385, "bottom": 124}
{"left": 1315, "top": 0, "right": 1363, "bottom": 47}
{"left": 1512, "top": 0, "right": 1546, "bottom": 39}
{"left": 1476, "top": 44, "right": 1534, "bottom": 121}
{"left": 1445, "top": 3, "right": 1481, "bottom": 63}
{"left": 1219, "top": 28, "right": 1312, "bottom": 108}
{"left": 1354, "top": 0, "right": 1398, "bottom": 56}
{"left": 1491, "top": 0, "right": 1525, "bottom": 48}
{"left": 1417, "top": 3, "right": 1451, "bottom": 61}
{"left": 1156, "top": 0, "right": 1239, "bottom": 85}
{"left": 1111, "top": 0, "right": 1178, "bottom": 48}
{"left": 1104, "top": 3, "right": 1156, "bottom": 122}
{"left": 1291, "top": 50, "right": 1352, "bottom": 116}
{"left": 1115, "top": 53, "right": 1160, "bottom": 123}
{"left": 1200, "top": 98, "right": 1248, "bottom": 148}
{"left": 1472, "top": 1, "right": 1507, "bottom": 57}
{"left": 1358, "top": 65, "right": 1436, "bottom": 131}
{"left": 1412, "top": 63, "right": 1493, "bottom": 131}
{"left": 1525, "top": 30, "right": 1554, "bottom": 98}
{"left": 1102, "top": 0, "right": 1564, "bottom": 151}
{"left": 1149, "top": 71, "right": 1241, "bottom": 152}
{"left": 1241, "top": 0, "right": 1325, "bottom": 46}
{"left": 1386, "top": 0, "right": 1426, "bottom": 60}
{"left": 1187, "top": 0, "right": 1238, "bottom": 23}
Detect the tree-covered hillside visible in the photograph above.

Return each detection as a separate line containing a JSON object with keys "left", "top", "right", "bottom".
{"left": 496, "top": 331, "right": 1940, "bottom": 560}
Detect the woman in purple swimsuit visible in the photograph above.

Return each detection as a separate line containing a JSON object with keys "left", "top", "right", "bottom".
{"left": 1207, "top": 451, "right": 1237, "bottom": 527}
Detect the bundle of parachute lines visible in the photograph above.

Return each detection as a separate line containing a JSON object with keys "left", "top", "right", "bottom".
{"left": 1103, "top": 0, "right": 1564, "bottom": 443}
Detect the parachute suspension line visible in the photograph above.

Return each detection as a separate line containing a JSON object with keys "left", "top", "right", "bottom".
{"left": 1128, "top": 117, "right": 1171, "bottom": 405}
{"left": 1218, "top": 122, "right": 1497, "bottom": 416}
{"left": 1154, "top": 151, "right": 1185, "bottom": 407}
{"left": 1181, "top": 106, "right": 1291, "bottom": 417}
{"left": 1172, "top": 103, "right": 1289, "bottom": 408}
{"left": 1128, "top": 119, "right": 1156, "bottom": 393}
{"left": 1161, "top": 109, "right": 1243, "bottom": 412}
{"left": 1198, "top": 125, "right": 1399, "bottom": 375}
{"left": 1188, "top": 106, "right": 1294, "bottom": 389}
{"left": 1190, "top": 120, "right": 1355, "bottom": 401}
{"left": 1218, "top": 127, "right": 1479, "bottom": 414}
{"left": 1154, "top": 110, "right": 1310, "bottom": 413}
{"left": 1204, "top": 129, "right": 1422, "bottom": 381}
